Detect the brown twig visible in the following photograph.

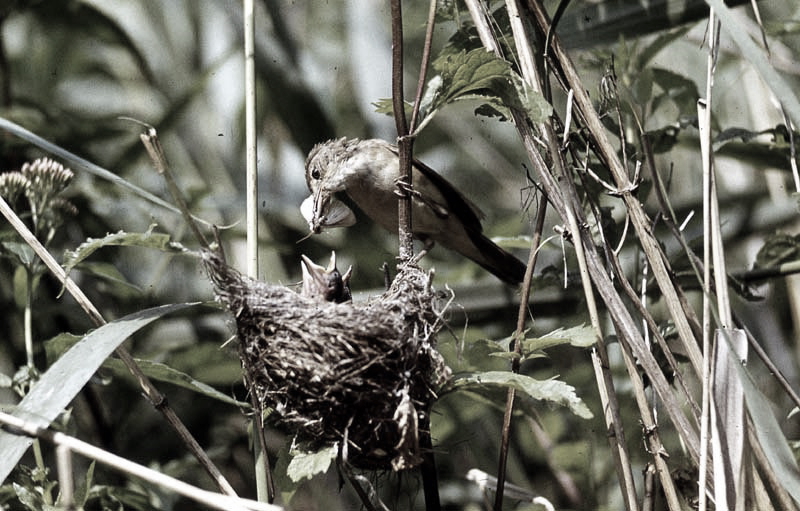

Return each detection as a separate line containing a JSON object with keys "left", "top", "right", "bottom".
{"left": 523, "top": 0, "right": 702, "bottom": 460}
{"left": 139, "top": 128, "right": 209, "bottom": 249}
{"left": 494, "top": 191, "right": 547, "bottom": 511}
{"left": 0, "top": 195, "right": 238, "bottom": 498}
{"left": 390, "top": 2, "right": 441, "bottom": 509}
{"left": 137, "top": 126, "right": 278, "bottom": 499}
{"left": 390, "top": 0, "right": 414, "bottom": 264}
{"left": 409, "top": 0, "right": 438, "bottom": 135}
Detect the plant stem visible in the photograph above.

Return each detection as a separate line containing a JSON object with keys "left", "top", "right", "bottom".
{"left": 390, "top": 0, "right": 414, "bottom": 264}
{"left": 390, "top": 3, "right": 441, "bottom": 510}
{"left": 495, "top": 191, "right": 547, "bottom": 511}
{"left": 24, "top": 267, "right": 34, "bottom": 368}
{"left": 0, "top": 195, "right": 239, "bottom": 498}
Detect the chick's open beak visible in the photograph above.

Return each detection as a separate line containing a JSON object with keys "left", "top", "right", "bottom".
{"left": 300, "top": 251, "right": 353, "bottom": 303}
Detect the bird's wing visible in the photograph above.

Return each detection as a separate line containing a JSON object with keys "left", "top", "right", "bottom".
{"left": 387, "top": 146, "right": 487, "bottom": 232}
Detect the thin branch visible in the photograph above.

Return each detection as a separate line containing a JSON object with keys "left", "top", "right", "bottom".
{"left": 390, "top": 0, "right": 414, "bottom": 264}
{"left": 526, "top": 0, "right": 705, "bottom": 380}
{"left": 243, "top": 0, "right": 259, "bottom": 278}
{"left": 409, "top": 0, "right": 438, "bottom": 135}
{"left": 495, "top": 191, "right": 547, "bottom": 511}
{"left": 524, "top": 0, "right": 702, "bottom": 465}
{"left": 507, "top": 2, "right": 642, "bottom": 509}
{"left": 139, "top": 129, "right": 209, "bottom": 249}
{"left": 0, "top": 412, "right": 278, "bottom": 511}
{"left": 390, "top": 3, "right": 439, "bottom": 510}
{"left": 0, "top": 195, "right": 238, "bottom": 498}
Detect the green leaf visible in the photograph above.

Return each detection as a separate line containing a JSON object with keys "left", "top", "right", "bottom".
{"left": 102, "top": 358, "right": 249, "bottom": 409}
{"left": 286, "top": 443, "right": 338, "bottom": 482}
{"left": 717, "top": 329, "right": 800, "bottom": 504}
{"left": 75, "top": 261, "right": 142, "bottom": 296}
{"left": 434, "top": 48, "right": 513, "bottom": 102}
{"left": 451, "top": 371, "right": 593, "bottom": 419}
{"left": 0, "top": 302, "right": 198, "bottom": 483}
{"left": 421, "top": 49, "right": 551, "bottom": 129}
{"left": 372, "top": 98, "right": 412, "bottom": 118}
{"left": 63, "top": 224, "right": 186, "bottom": 277}
{"left": 13, "top": 482, "right": 41, "bottom": 511}
{"left": 43, "top": 332, "right": 83, "bottom": 364}
{"left": 1, "top": 241, "right": 36, "bottom": 267}
{"left": 651, "top": 67, "right": 700, "bottom": 113}
{"left": 523, "top": 324, "right": 597, "bottom": 355}
{"left": 73, "top": 461, "right": 95, "bottom": 508}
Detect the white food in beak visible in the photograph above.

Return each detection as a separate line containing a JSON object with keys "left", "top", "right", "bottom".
{"left": 301, "top": 194, "right": 356, "bottom": 231}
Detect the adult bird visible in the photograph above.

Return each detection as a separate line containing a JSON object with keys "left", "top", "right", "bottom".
{"left": 300, "top": 138, "right": 526, "bottom": 284}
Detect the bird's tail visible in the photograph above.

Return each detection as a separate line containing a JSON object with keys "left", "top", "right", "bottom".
{"left": 468, "top": 234, "right": 527, "bottom": 285}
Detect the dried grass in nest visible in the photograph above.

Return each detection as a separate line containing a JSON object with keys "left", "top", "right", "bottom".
{"left": 202, "top": 249, "right": 451, "bottom": 471}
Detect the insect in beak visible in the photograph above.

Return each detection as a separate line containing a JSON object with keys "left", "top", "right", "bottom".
{"left": 300, "top": 192, "right": 356, "bottom": 234}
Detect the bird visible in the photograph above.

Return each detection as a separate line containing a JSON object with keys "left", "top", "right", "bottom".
{"left": 300, "top": 251, "right": 353, "bottom": 303}
{"left": 300, "top": 137, "right": 527, "bottom": 284}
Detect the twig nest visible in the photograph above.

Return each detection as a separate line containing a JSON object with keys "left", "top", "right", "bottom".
{"left": 202, "top": 249, "right": 451, "bottom": 470}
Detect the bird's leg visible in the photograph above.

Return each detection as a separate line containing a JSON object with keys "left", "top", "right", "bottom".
{"left": 393, "top": 175, "right": 416, "bottom": 199}
{"left": 394, "top": 175, "right": 450, "bottom": 219}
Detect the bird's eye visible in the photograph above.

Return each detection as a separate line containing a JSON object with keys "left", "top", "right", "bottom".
{"left": 311, "top": 168, "right": 321, "bottom": 180}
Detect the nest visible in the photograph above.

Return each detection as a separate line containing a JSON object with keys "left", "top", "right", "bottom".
{"left": 202, "top": 249, "right": 451, "bottom": 471}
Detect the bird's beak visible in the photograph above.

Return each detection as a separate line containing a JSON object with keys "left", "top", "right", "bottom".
{"left": 300, "top": 253, "right": 328, "bottom": 287}
{"left": 300, "top": 192, "right": 356, "bottom": 233}
{"left": 300, "top": 251, "right": 353, "bottom": 303}
{"left": 325, "top": 251, "right": 353, "bottom": 290}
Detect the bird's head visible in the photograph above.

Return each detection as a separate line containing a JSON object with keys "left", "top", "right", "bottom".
{"left": 301, "top": 138, "right": 359, "bottom": 233}
{"left": 300, "top": 251, "right": 353, "bottom": 303}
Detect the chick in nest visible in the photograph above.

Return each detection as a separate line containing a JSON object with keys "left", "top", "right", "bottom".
{"left": 300, "top": 251, "right": 352, "bottom": 303}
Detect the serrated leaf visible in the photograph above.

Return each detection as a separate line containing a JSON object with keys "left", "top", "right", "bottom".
{"left": 421, "top": 49, "right": 551, "bottom": 129}
{"left": 373, "top": 98, "right": 412, "bottom": 118}
{"left": 286, "top": 443, "right": 338, "bottom": 482}
{"left": 451, "top": 371, "right": 592, "bottom": 419}
{"left": 523, "top": 324, "right": 597, "bottom": 355}
{"left": 62, "top": 224, "right": 186, "bottom": 278}
{"left": 102, "top": 358, "right": 249, "bottom": 409}
{"left": 0, "top": 302, "right": 198, "bottom": 483}
{"left": 435, "top": 48, "right": 513, "bottom": 102}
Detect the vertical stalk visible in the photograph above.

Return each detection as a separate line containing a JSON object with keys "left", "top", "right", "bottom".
{"left": 243, "top": 0, "right": 275, "bottom": 502}
{"left": 495, "top": 193, "right": 547, "bottom": 511}
{"left": 698, "top": 12, "right": 718, "bottom": 510}
{"left": 389, "top": 3, "right": 440, "bottom": 510}
{"left": 244, "top": 0, "right": 259, "bottom": 278}
{"left": 24, "top": 268, "right": 34, "bottom": 368}
{"left": 390, "top": 0, "right": 414, "bottom": 263}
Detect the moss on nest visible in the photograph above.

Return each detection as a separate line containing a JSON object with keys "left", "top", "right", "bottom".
{"left": 202, "top": 249, "right": 450, "bottom": 470}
